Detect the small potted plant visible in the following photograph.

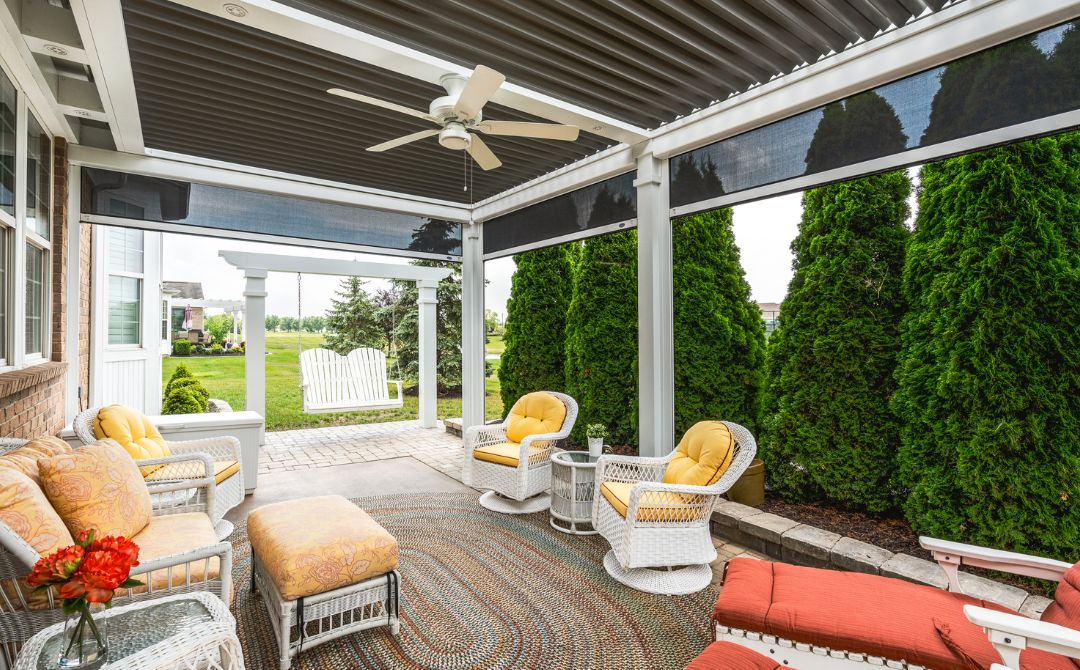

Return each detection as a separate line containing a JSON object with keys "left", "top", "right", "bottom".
{"left": 585, "top": 423, "right": 608, "bottom": 459}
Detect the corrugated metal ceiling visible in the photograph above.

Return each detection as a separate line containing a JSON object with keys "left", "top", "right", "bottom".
{"left": 122, "top": 0, "right": 956, "bottom": 202}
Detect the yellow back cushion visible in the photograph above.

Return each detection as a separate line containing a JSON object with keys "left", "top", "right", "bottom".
{"left": 39, "top": 440, "right": 152, "bottom": 539}
{"left": 663, "top": 421, "right": 736, "bottom": 488}
{"left": 0, "top": 436, "right": 73, "bottom": 488}
{"left": 505, "top": 392, "right": 567, "bottom": 443}
{"left": 0, "top": 468, "right": 74, "bottom": 557}
{"left": 94, "top": 405, "right": 170, "bottom": 471}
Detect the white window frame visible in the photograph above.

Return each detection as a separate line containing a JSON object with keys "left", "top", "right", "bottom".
{"left": 103, "top": 225, "right": 144, "bottom": 350}
{"left": 0, "top": 53, "right": 52, "bottom": 372}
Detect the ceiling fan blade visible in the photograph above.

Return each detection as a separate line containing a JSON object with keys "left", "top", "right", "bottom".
{"left": 466, "top": 134, "right": 502, "bottom": 170}
{"left": 453, "top": 65, "right": 505, "bottom": 119}
{"left": 476, "top": 121, "right": 580, "bottom": 141}
{"left": 367, "top": 128, "right": 441, "bottom": 152}
{"left": 328, "top": 88, "right": 438, "bottom": 123}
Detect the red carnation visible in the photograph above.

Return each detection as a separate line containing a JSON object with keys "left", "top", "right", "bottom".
{"left": 27, "top": 545, "right": 84, "bottom": 588}
{"left": 73, "top": 549, "right": 138, "bottom": 603}
{"left": 89, "top": 535, "right": 140, "bottom": 568}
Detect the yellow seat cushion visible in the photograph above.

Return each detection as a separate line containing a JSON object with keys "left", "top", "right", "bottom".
{"left": 93, "top": 405, "right": 170, "bottom": 475}
{"left": 38, "top": 440, "right": 152, "bottom": 539}
{"left": 472, "top": 442, "right": 547, "bottom": 468}
{"left": 145, "top": 460, "right": 239, "bottom": 486}
{"left": 0, "top": 468, "right": 74, "bottom": 557}
{"left": 130, "top": 512, "right": 221, "bottom": 595}
{"left": 248, "top": 495, "right": 398, "bottom": 601}
{"left": 505, "top": 392, "right": 566, "bottom": 444}
{"left": 599, "top": 481, "right": 700, "bottom": 522}
{"left": 0, "top": 436, "right": 73, "bottom": 488}
{"left": 662, "top": 421, "right": 735, "bottom": 488}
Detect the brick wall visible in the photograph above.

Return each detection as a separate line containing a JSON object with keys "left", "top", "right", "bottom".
{"left": 0, "top": 139, "right": 70, "bottom": 439}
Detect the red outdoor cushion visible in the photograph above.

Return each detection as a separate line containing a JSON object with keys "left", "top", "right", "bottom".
{"left": 685, "top": 641, "right": 793, "bottom": 670}
{"left": 1039, "top": 562, "right": 1080, "bottom": 669}
{"left": 713, "top": 558, "right": 1075, "bottom": 670}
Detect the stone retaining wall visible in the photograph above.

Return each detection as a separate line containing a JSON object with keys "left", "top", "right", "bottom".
{"left": 711, "top": 500, "right": 1052, "bottom": 618}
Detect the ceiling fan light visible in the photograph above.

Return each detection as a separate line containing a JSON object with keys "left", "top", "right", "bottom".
{"left": 439, "top": 124, "right": 472, "bottom": 151}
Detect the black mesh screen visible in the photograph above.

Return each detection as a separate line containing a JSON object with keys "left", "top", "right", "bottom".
{"left": 670, "top": 20, "right": 1080, "bottom": 209}
{"left": 483, "top": 172, "right": 637, "bottom": 256}
{"left": 81, "top": 167, "right": 463, "bottom": 256}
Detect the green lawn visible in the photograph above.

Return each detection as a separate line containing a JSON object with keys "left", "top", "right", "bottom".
{"left": 163, "top": 332, "right": 504, "bottom": 431}
{"left": 485, "top": 332, "right": 505, "bottom": 356}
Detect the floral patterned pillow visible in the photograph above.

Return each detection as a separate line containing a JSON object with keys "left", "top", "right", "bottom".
{"left": 38, "top": 440, "right": 152, "bottom": 539}
{"left": 0, "top": 468, "right": 74, "bottom": 557}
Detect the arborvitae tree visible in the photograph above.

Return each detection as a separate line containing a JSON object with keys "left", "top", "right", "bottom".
{"left": 324, "top": 277, "right": 382, "bottom": 355}
{"left": 762, "top": 172, "right": 911, "bottom": 513}
{"left": 672, "top": 209, "right": 766, "bottom": 437}
{"left": 392, "top": 261, "right": 464, "bottom": 393}
{"left": 894, "top": 133, "right": 1080, "bottom": 558}
{"left": 805, "top": 91, "right": 908, "bottom": 174}
{"left": 499, "top": 244, "right": 574, "bottom": 410}
{"left": 564, "top": 230, "right": 638, "bottom": 446}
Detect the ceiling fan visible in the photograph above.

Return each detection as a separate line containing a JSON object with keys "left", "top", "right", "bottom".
{"left": 328, "top": 65, "right": 580, "bottom": 171}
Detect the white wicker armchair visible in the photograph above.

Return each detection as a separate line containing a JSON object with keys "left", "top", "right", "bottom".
{"left": 73, "top": 407, "right": 245, "bottom": 540}
{"left": 462, "top": 392, "right": 578, "bottom": 514}
{"left": 0, "top": 447, "right": 233, "bottom": 664}
{"left": 592, "top": 420, "right": 757, "bottom": 595}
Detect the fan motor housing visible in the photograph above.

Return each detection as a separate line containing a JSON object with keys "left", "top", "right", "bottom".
{"left": 439, "top": 123, "right": 472, "bottom": 151}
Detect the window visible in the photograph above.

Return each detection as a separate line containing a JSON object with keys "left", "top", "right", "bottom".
{"left": 161, "top": 299, "right": 168, "bottom": 340}
{"left": 106, "top": 227, "right": 143, "bottom": 345}
{"left": 0, "top": 70, "right": 14, "bottom": 218}
{"left": 24, "top": 242, "right": 43, "bottom": 355}
{"left": 25, "top": 113, "right": 49, "bottom": 239}
{"left": 171, "top": 306, "right": 185, "bottom": 332}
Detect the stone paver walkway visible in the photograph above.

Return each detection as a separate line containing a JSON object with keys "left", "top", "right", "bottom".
{"left": 258, "top": 419, "right": 764, "bottom": 585}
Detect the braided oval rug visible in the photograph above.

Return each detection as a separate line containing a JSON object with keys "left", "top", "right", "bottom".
{"left": 229, "top": 492, "right": 718, "bottom": 670}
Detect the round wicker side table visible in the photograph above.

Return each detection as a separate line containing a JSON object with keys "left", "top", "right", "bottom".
{"left": 550, "top": 450, "right": 599, "bottom": 535}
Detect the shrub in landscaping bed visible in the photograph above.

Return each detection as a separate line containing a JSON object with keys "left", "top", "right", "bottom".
{"left": 894, "top": 133, "right": 1080, "bottom": 559}
{"left": 762, "top": 171, "right": 911, "bottom": 513}
{"left": 499, "top": 244, "right": 574, "bottom": 411}
{"left": 162, "top": 386, "right": 204, "bottom": 415}
{"left": 672, "top": 208, "right": 766, "bottom": 437}
{"left": 163, "top": 364, "right": 209, "bottom": 414}
{"left": 171, "top": 339, "right": 192, "bottom": 356}
{"left": 565, "top": 229, "right": 638, "bottom": 446}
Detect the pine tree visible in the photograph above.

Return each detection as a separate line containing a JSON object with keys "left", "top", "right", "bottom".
{"left": 761, "top": 172, "right": 911, "bottom": 513}
{"left": 324, "top": 277, "right": 382, "bottom": 355}
{"left": 672, "top": 209, "right": 766, "bottom": 437}
{"left": 392, "top": 261, "right": 464, "bottom": 393}
{"left": 564, "top": 230, "right": 638, "bottom": 446}
{"left": 499, "top": 244, "right": 574, "bottom": 410}
{"left": 894, "top": 133, "right": 1080, "bottom": 558}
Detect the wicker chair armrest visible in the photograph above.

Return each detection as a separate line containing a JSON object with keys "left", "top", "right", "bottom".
{"left": 137, "top": 452, "right": 215, "bottom": 479}
{"left": 165, "top": 435, "right": 242, "bottom": 462}
{"left": 596, "top": 453, "right": 671, "bottom": 485}
{"left": 71, "top": 408, "right": 100, "bottom": 445}
{"left": 625, "top": 481, "right": 722, "bottom": 526}
{"left": 131, "top": 541, "right": 231, "bottom": 576}
{"left": 966, "top": 605, "right": 1080, "bottom": 668}
{"left": 518, "top": 430, "right": 568, "bottom": 449}
{"left": 464, "top": 424, "right": 508, "bottom": 449}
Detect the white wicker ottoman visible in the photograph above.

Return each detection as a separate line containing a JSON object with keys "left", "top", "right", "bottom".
{"left": 248, "top": 495, "right": 401, "bottom": 670}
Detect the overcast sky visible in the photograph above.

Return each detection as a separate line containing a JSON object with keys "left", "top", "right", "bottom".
{"left": 161, "top": 192, "right": 806, "bottom": 319}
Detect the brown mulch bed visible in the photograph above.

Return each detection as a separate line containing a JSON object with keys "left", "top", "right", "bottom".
{"left": 759, "top": 493, "right": 1056, "bottom": 598}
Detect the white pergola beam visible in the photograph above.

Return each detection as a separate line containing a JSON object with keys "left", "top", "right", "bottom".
{"left": 69, "top": 0, "right": 144, "bottom": 152}
{"left": 70, "top": 145, "right": 472, "bottom": 223}
{"left": 218, "top": 251, "right": 454, "bottom": 282}
{"left": 164, "top": 0, "right": 649, "bottom": 146}
{"left": 0, "top": 0, "right": 74, "bottom": 140}
{"left": 23, "top": 35, "right": 90, "bottom": 66}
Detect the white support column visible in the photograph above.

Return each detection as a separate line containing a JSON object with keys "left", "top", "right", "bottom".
{"left": 64, "top": 163, "right": 82, "bottom": 422}
{"left": 243, "top": 268, "right": 267, "bottom": 444}
{"left": 416, "top": 280, "right": 439, "bottom": 428}
{"left": 460, "top": 221, "right": 486, "bottom": 432}
{"left": 636, "top": 153, "right": 675, "bottom": 458}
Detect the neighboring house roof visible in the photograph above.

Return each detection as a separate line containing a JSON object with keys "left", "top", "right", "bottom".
{"left": 162, "top": 281, "right": 204, "bottom": 299}
{"left": 757, "top": 302, "right": 781, "bottom": 313}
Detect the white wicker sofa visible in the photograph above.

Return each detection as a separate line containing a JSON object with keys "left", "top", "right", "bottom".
{"left": 463, "top": 391, "right": 578, "bottom": 514}
{"left": 73, "top": 406, "right": 244, "bottom": 540}
{"left": 593, "top": 420, "right": 757, "bottom": 595}
{"left": 0, "top": 440, "right": 232, "bottom": 664}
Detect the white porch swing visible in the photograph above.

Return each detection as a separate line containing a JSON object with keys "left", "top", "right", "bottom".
{"left": 295, "top": 274, "right": 405, "bottom": 413}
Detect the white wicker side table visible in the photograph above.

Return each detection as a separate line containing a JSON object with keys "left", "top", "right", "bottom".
{"left": 15, "top": 592, "right": 243, "bottom": 670}
{"left": 550, "top": 450, "right": 599, "bottom": 535}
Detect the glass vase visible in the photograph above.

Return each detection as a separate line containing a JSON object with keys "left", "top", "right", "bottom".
{"left": 57, "top": 604, "right": 108, "bottom": 669}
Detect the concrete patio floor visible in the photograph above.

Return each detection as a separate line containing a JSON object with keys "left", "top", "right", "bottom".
{"left": 235, "top": 419, "right": 765, "bottom": 587}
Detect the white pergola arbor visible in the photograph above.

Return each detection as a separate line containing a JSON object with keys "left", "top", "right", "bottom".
{"left": 36, "top": 0, "right": 1080, "bottom": 453}
{"left": 218, "top": 251, "right": 452, "bottom": 436}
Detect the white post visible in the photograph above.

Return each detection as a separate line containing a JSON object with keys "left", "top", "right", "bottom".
{"left": 64, "top": 163, "right": 82, "bottom": 422}
{"left": 636, "top": 153, "right": 675, "bottom": 458}
{"left": 460, "top": 221, "right": 486, "bottom": 432}
{"left": 243, "top": 268, "right": 268, "bottom": 444}
{"left": 417, "top": 280, "right": 439, "bottom": 428}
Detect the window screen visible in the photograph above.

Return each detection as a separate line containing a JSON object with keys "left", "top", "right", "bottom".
{"left": 0, "top": 70, "right": 14, "bottom": 218}
{"left": 670, "top": 20, "right": 1080, "bottom": 210}
{"left": 82, "top": 168, "right": 462, "bottom": 256}
{"left": 484, "top": 172, "right": 637, "bottom": 257}
{"left": 24, "top": 243, "right": 43, "bottom": 355}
